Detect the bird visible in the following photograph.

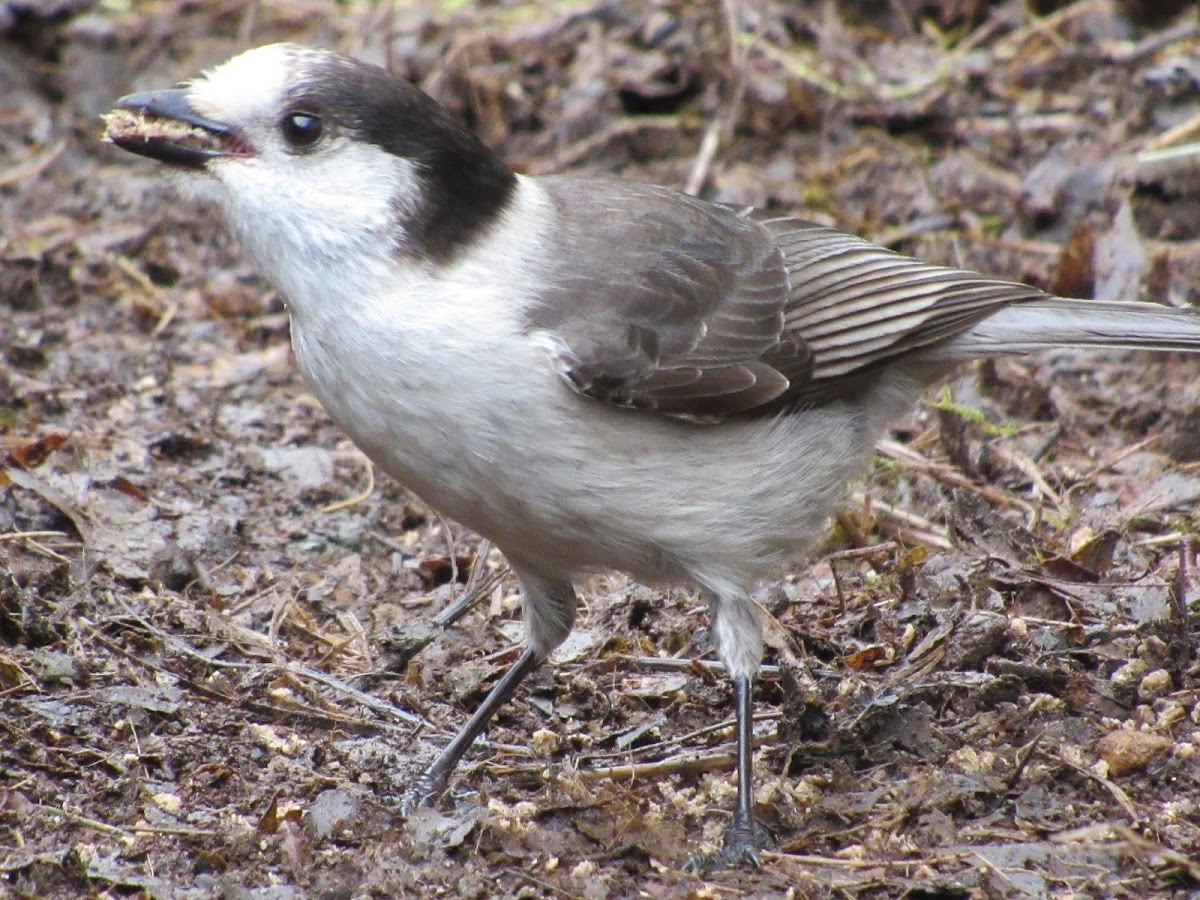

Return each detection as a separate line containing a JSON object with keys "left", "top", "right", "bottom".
{"left": 103, "top": 42, "right": 1200, "bottom": 869}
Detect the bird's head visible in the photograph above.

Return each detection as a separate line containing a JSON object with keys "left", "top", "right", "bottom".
{"left": 105, "top": 43, "right": 515, "bottom": 269}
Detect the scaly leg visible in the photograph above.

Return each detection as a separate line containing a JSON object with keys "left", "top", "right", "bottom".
{"left": 403, "top": 566, "right": 576, "bottom": 811}
{"left": 684, "top": 587, "right": 774, "bottom": 870}
{"left": 403, "top": 646, "right": 542, "bottom": 810}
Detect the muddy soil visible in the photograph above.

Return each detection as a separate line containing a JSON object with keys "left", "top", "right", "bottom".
{"left": 2, "top": 1, "right": 1200, "bottom": 897}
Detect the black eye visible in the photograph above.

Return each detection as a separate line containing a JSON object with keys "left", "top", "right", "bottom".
{"left": 280, "top": 111, "right": 322, "bottom": 149}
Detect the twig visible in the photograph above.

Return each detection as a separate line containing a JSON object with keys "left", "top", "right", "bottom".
{"left": 0, "top": 139, "right": 66, "bottom": 187}
{"left": 92, "top": 599, "right": 435, "bottom": 730}
{"left": 316, "top": 453, "right": 375, "bottom": 514}
{"left": 580, "top": 710, "right": 779, "bottom": 763}
{"left": 1055, "top": 752, "right": 1141, "bottom": 822}
{"left": 1080, "top": 434, "right": 1160, "bottom": 482}
{"left": 1136, "top": 141, "right": 1200, "bottom": 166}
{"left": 849, "top": 492, "right": 953, "bottom": 551}
{"left": 876, "top": 439, "right": 1036, "bottom": 516}
{"left": 540, "top": 117, "right": 694, "bottom": 172}
{"left": 1169, "top": 536, "right": 1196, "bottom": 669}
{"left": 684, "top": 0, "right": 746, "bottom": 195}
{"left": 36, "top": 802, "right": 135, "bottom": 838}
{"left": 576, "top": 751, "right": 734, "bottom": 782}
{"left": 503, "top": 867, "right": 586, "bottom": 900}
{"left": 0, "top": 531, "right": 70, "bottom": 543}
{"left": 768, "top": 849, "right": 966, "bottom": 869}
{"left": 1140, "top": 112, "right": 1200, "bottom": 155}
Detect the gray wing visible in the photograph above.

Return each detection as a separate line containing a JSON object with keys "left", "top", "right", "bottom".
{"left": 528, "top": 177, "right": 1050, "bottom": 419}
{"left": 527, "top": 178, "right": 805, "bottom": 417}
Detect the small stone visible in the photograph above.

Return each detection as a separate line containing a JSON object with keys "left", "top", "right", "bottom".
{"left": 1095, "top": 729, "right": 1173, "bottom": 776}
{"left": 531, "top": 728, "right": 560, "bottom": 756}
{"left": 1139, "top": 668, "right": 1173, "bottom": 701}
{"left": 1111, "top": 658, "right": 1149, "bottom": 688}
{"left": 151, "top": 792, "right": 182, "bottom": 815}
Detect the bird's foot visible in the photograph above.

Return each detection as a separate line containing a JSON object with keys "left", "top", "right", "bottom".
{"left": 398, "top": 768, "right": 446, "bottom": 816}
{"left": 682, "top": 815, "right": 774, "bottom": 873}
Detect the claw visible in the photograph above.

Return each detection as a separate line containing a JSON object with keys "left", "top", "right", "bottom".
{"left": 682, "top": 816, "right": 773, "bottom": 873}
{"left": 399, "top": 769, "right": 445, "bottom": 816}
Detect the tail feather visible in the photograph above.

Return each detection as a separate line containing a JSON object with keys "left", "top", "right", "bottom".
{"left": 927, "top": 299, "right": 1200, "bottom": 359}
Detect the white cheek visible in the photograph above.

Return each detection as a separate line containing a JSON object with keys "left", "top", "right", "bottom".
{"left": 199, "top": 142, "right": 422, "bottom": 309}
{"left": 217, "top": 142, "right": 417, "bottom": 233}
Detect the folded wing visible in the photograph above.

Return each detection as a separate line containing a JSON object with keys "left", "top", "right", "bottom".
{"left": 526, "top": 179, "right": 1124, "bottom": 421}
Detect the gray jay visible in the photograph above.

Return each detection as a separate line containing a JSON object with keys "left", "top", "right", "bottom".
{"left": 105, "top": 43, "right": 1200, "bottom": 868}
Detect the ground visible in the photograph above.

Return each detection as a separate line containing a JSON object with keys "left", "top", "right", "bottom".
{"left": 2, "top": 1, "right": 1200, "bottom": 897}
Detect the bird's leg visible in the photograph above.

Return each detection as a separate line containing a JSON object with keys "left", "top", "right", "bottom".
{"left": 683, "top": 672, "right": 773, "bottom": 871}
{"left": 684, "top": 587, "right": 773, "bottom": 871}
{"left": 403, "top": 645, "right": 542, "bottom": 811}
{"left": 404, "top": 567, "right": 575, "bottom": 812}
{"left": 726, "top": 672, "right": 773, "bottom": 859}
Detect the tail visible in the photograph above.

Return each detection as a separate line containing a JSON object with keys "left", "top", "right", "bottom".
{"left": 926, "top": 298, "right": 1200, "bottom": 359}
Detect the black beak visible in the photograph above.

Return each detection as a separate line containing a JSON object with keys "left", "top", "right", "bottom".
{"left": 106, "top": 89, "right": 250, "bottom": 169}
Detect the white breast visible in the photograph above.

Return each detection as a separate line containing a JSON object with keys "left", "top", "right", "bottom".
{"left": 234, "top": 172, "right": 910, "bottom": 595}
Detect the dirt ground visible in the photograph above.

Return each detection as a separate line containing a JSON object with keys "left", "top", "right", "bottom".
{"left": 2, "top": 0, "right": 1200, "bottom": 897}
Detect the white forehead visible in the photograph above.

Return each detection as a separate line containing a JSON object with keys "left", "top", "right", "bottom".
{"left": 187, "top": 43, "right": 323, "bottom": 122}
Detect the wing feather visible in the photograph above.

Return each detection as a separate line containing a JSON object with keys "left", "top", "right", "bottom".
{"left": 525, "top": 180, "right": 1050, "bottom": 420}
{"left": 527, "top": 178, "right": 793, "bottom": 417}
{"left": 757, "top": 216, "right": 1047, "bottom": 392}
